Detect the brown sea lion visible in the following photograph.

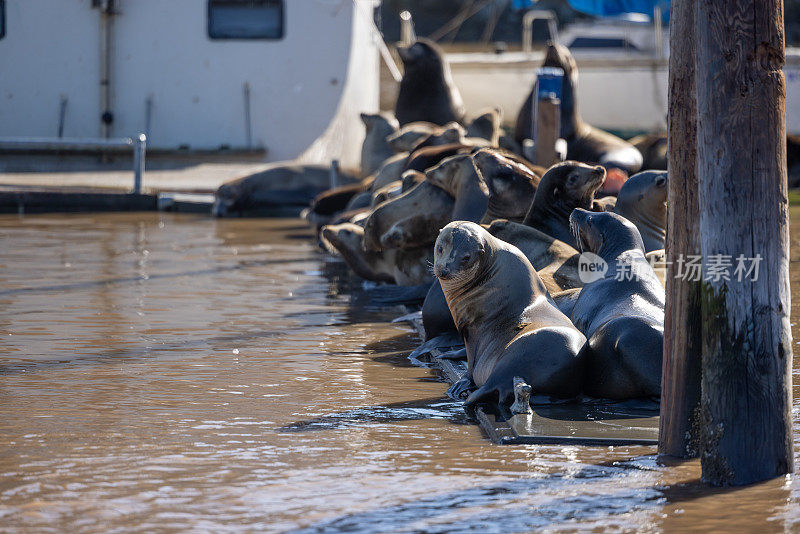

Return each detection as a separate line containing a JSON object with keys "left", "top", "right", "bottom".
{"left": 466, "top": 108, "right": 503, "bottom": 146}
{"left": 593, "top": 195, "right": 617, "bottom": 212}
{"left": 472, "top": 149, "right": 541, "bottom": 222}
{"left": 371, "top": 180, "right": 404, "bottom": 207}
{"left": 612, "top": 170, "right": 668, "bottom": 252}
{"left": 373, "top": 125, "right": 467, "bottom": 191}
{"left": 425, "top": 150, "right": 540, "bottom": 224}
{"left": 301, "top": 179, "right": 372, "bottom": 228}
{"left": 386, "top": 121, "right": 439, "bottom": 153}
{"left": 486, "top": 219, "right": 582, "bottom": 293}
{"left": 213, "top": 163, "right": 359, "bottom": 217}
{"left": 360, "top": 112, "right": 399, "bottom": 178}
{"left": 628, "top": 133, "right": 668, "bottom": 171}
{"left": 395, "top": 39, "right": 465, "bottom": 126}
{"left": 569, "top": 209, "right": 664, "bottom": 399}
{"left": 433, "top": 221, "right": 586, "bottom": 405}
{"left": 387, "top": 121, "right": 466, "bottom": 154}
{"left": 522, "top": 161, "right": 606, "bottom": 248}
{"left": 321, "top": 223, "right": 433, "bottom": 286}
{"left": 514, "top": 43, "right": 643, "bottom": 174}
{"left": 362, "top": 180, "right": 454, "bottom": 252}
{"left": 400, "top": 170, "right": 426, "bottom": 192}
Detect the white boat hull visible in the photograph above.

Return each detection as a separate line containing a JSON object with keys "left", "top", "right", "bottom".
{"left": 447, "top": 50, "right": 800, "bottom": 135}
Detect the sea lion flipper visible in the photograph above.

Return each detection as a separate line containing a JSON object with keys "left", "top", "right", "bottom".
{"left": 435, "top": 348, "right": 467, "bottom": 361}
{"left": 447, "top": 377, "right": 475, "bottom": 400}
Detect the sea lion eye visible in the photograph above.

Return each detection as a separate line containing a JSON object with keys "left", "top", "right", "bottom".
{"left": 461, "top": 253, "right": 472, "bottom": 264}
{"left": 437, "top": 245, "right": 444, "bottom": 254}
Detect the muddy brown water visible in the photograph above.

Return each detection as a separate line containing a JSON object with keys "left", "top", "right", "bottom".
{"left": 0, "top": 212, "right": 799, "bottom": 533}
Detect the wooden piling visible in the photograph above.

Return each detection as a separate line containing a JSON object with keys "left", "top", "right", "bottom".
{"left": 659, "top": 0, "right": 702, "bottom": 459}
{"left": 533, "top": 96, "right": 560, "bottom": 168}
{"left": 695, "top": 0, "right": 793, "bottom": 485}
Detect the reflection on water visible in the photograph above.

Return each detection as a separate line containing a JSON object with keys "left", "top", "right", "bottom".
{"left": 0, "top": 212, "right": 798, "bottom": 533}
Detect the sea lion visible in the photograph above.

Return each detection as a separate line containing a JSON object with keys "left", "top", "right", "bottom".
{"left": 362, "top": 180, "right": 454, "bottom": 252}
{"left": 387, "top": 121, "right": 439, "bottom": 153}
{"left": 360, "top": 112, "right": 399, "bottom": 177}
{"left": 522, "top": 161, "right": 606, "bottom": 248}
{"left": 371, "top": 180, "right": 404, "bottom": 207}
{"left": 395, "top": 39, "right": 465, "bottom": 126}
{"left": 321, "top": 223, "right": 433, "bottom": 286}
{"left": 425, "top": 150, "right": 541, "bottom": 224}
{"left": 370, "top": 153, "right": 409, "bottom": 192}
{"left": 514, "top": 44, "right": 642, "bottom": 174}
{"left": 569, "top": 208, "right": 664, "bottom": 399}
{"left": 466, "top": 108, "right": 503, "bottom": 146}
{"left": 301, "top": 179, "right": 372, "bottom": 228}
{"left": 386, "top": 121, "right": 465, "bottom": 154}
{"left": 400, "top": 170, "right": 426, "bottom": 192}
{"left": 473, "top": 149, "right": 541, "bottom": 222}
{"left": 419, "top": 214, "right": 583, "bottom": 345}
{"left": 372, "top": 125, "right": 467, "bottom": 191}
{"left": 613, "top": 170, "right": 668, "bottom": 252}
{"left": 628, "top": 133, "right": 668, "bottom": 171}
{"left": 433, "top": 221, "right": 586, "bottom": 405}
{"left": 403, "top": 144, "right": 474, "bottom": 175}
{"left": 486, "top": 219, "right": 582, "bottom": 292}
{"left": 593, "top": 195, "right": 617, "bottom": 212}
{"left": 214, "top": 163, "right": 359, "bottom": 217}
{"left": 425, "top": 153, "right": 489, "bottom": 223}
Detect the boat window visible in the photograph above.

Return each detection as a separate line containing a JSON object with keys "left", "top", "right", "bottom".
{"left": 568, "top": 37, "right": 639, "bottom": 50}
{"left": 208, "top": 0, "right": 283, "bottom": 40}
{"left": 0, "top": 0, "right": 5, "bottom": 40}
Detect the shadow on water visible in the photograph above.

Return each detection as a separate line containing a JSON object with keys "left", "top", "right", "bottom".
{"left": 276, "top": 396, "right": 471, "bottom": 432}
{"left": 0, "top": 329, "right": 285, "bottom": 376}
{"left": 0, "top": 257, "right": 303, "bottom": 297}
{"left": 289, "top": 457, "right": 785, "bottom": 534}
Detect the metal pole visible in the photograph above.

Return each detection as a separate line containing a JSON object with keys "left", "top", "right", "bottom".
{"left": 99, "top": 0, "right": 114, "bottom": 138}
{"left": 400, "top": 11, "right": 415, "bottom": 46}
{"left": 243, "top": 82, "right": 252, "bottom": 150}
{"left": 133, "top": 134, "right": 146, "bottom": 194}
{"left": 145, "top": 94, "right": 154, "bottom": 140}
{"left": 330, "top": 159, "right": 340, "bottom": 190}
{"left": 653, "top": 6, "right": 663, "bottom": 59}
{"left": 58, "top": 95, "right": 68, "bottom": 138}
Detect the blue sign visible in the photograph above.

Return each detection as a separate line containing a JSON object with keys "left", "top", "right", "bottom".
{"left": 536, "top": 67, "right": 564, "bottom": 100}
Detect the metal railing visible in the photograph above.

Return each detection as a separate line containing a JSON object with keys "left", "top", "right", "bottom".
{"left": 522, "top": 10, "right": 560, "bottom": 53}
{"left": 0, "top": 134, "right": 147, "bottom": 194}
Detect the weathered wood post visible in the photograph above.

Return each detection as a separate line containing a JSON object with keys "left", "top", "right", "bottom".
{"left": 531, "top": 67, "right": 563, "bottom": 168}
{"left": 659, "top": 0, "right": 702, "bottom": 458}
{"left": 695, "top": 0, "right": 793, "bottom": 485}
{"left": 533, "top": 96, "right": 560, "bottom": 167}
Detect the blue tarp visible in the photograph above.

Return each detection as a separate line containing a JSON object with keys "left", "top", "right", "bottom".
{"left": 567, "top": 0, "right": 670, "bottom": 22}
{"left": 513, "top": 0, "right": 670, "bottom": 23}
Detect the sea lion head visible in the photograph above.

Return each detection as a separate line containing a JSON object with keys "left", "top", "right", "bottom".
{"left": 472, "top": 149, "right": 539, "bottom": 221}
{"left": 398, "top": 38, "right": 446, "bottom": 75}
{"left": 536, "top": 161, "right": 606, "bottom": 215}
{"left": 615, "top": 170, "right": 668, "bottom": 224}
{"left": 360, "top": 112, "right": 399, "bottom": 136}
{"left": 433, "top": 221, "right": 489, "bottom": 286}
{"left": 569, "top": 208, "right": 645, "bottom": 258}
{"left": 466, "top": 108, "right": 503, "bottom": 145}
{"left": 542, "top": 43, "right": 579, "bottom": 137}
{"left": 400, "top": 169, "right": 426, "bottom": 192}
{"left": 543, "top": 42, "right": 577, "bottom": 79}
{"left": 386, "top": 121, "right": 438, "bottom": 153}
{"left": 426, "top": 153, "right": 476, "bottom": 194}
{"left": 416, "top": 122, "right": 466, "bottom": 149}
{"left": 321, "top": 222, "right": 364, "bottom": 256}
